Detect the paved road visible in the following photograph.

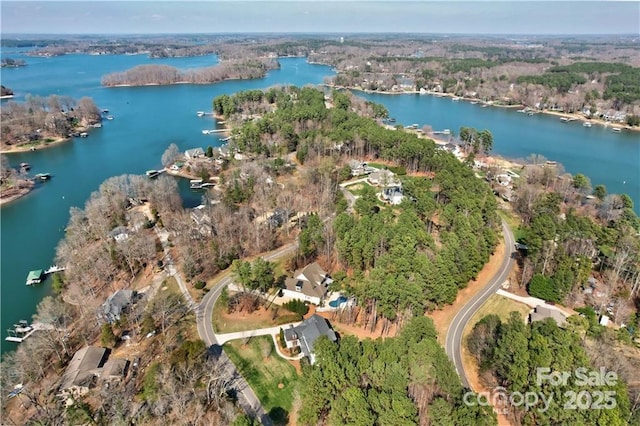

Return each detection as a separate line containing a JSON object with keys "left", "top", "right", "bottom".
{"left": 445, "top": 220, "right": 516, "bottom": 389}
{"left": 196, "top": 242, "right": 298, "bottom": 425}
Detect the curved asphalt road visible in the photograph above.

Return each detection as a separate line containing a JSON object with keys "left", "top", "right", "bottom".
{"left": 445, "top": 220, "right": 516, "bottom": 388}
{"left": 196, "top": 243, "right": 298, "bottom": 426}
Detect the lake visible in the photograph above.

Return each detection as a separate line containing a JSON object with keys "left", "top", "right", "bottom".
{"left": 0, "top": 49, "right": 637, "bottom": 355}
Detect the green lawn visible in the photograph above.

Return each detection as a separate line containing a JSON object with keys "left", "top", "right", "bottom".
{"left": 224, "top": 336, "right": 300, "bottom": 423}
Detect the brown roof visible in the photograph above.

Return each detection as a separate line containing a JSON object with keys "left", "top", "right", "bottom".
{"left": 284, "top": 262, "right": 330, "bottom": 300}
{"left": 102, "top": 358, "right": 129, "bottom": 379}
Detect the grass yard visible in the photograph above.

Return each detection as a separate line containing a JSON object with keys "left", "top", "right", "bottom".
{"left": 224, "top": 336, "right": 300, "bottom": 424}
{"left": 212, "top": 292, "right": 300, "bottom": 333}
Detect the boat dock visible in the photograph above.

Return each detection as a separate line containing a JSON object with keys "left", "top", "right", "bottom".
{"left": 145, "top": 169, "right": 166, "bottom": 178}
{"left": 45, "top": 265, "right": 66, "bottom": 274}
{"left": 202, "top": 129, "right": 227, "bottom": 135}
{"left": 5, "top": 321, "right": 55, "bottom": 343}
{"left": 560, "top": 117, "right": 577, "bottom": 123}
{"left": 26, "top": 270, "right": 43, "bottom": 285}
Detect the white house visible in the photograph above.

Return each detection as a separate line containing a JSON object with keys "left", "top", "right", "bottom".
{"left": 282, "top": 262, "right": 333, "bottom": 305}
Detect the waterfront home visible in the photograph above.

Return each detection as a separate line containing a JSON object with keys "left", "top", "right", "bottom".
{"left": 190, "top": 205, "right": 214, "bottom": 237}
{"left": 102, "top": 289, "right": 136, "bottom": 324}
{"left": 59, "top": 346, "right": 108, "bottom": 396}
{"left": 282, "top": 262, "right": 333, "bottom": 305}
{"left": 108, "top": 226, "right": 130, "bottom": 243}
{"left": 185, "top": 147, "right": 205, "bottom": 159}
{"left": 283, "top": 314, "right": 337, "bottom": 364}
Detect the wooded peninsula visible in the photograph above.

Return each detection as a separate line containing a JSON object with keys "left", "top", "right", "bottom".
{"left": 2, "top": 86, "right": 638, "bottom": 425}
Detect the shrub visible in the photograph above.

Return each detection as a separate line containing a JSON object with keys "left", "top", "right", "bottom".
{"left": 194, "top": 280, "right": 206, "bottom": 290}
{"left": 282, "top": 299, "right": 309, "bottom": 316}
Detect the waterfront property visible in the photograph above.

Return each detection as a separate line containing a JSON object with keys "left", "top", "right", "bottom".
{"left": 102, "top": 289, "right": 136, "bottom": 324}
{"left": 282, "top": 262, "right": 333, "bottom": 305}
{"left": 185, "top": 147, "right": 205, "bottom": 159}
{"left": 283, "top": 314, "right": 337, "bottom": 364}
{"left": 59, "top": 346, "right": 128, "bottom": 396}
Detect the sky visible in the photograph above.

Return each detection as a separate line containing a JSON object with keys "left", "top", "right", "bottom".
{"left": 1, "top": 1, "right": 639, "bottom": 35}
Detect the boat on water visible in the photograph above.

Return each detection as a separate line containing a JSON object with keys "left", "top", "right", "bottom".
{"left": 202, "top": 129, "right": 213, "bottom": 135}
{"left": 146, "top": 170, "right": 160, "bottom": 178}
{"left": 480, "top": 104, "right": 489, "bottom": 108}
{"left": 6, "top": 321, "right": 33, "bottom": 342}
{"left": 190, "top": 179, "right": 204, "bottom": 189}
{"left": 612, "top": 128, "right": 622, "bottom": 133}
{"left": 196, "top": 111, "right": 205, "bottom": 117}
{"left": 19, "top": 162, "right": 31, "bottom": 171}
{"left": 106, "top": 115, "right": 114, "bottom": 120}
{"left": 583, "top": 122, "right": 592, "bottom": 127}
{"left": 26, "top": 270, "right": 43, "bottom": 285}
{"left": 470, "top": 101, "right": 479, "bottom": 105}
{"left": 452, "top": 97, "right": 461, "bottom": 101}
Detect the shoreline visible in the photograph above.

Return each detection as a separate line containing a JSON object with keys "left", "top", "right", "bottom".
{"left": 329, "top": 84, "right": 639, "bottom": 133}
{"left": 1, "top": 136, "right": 70, "bottom": 154}
{"left": 0, "top": 182, "right": 34, "bottom": 207}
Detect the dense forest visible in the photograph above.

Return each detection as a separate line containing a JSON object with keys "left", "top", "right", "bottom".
{"left": 0, "top": 95, "right": 101, "bottom": 147}
{"left": 468, "top": 312, "right": 633, "bottom": 425}
{"left": 101, "top": 59, "right": 279, "bottom": 87}
{"left": 301, "top": 317, "right": 496, "bottom": 425}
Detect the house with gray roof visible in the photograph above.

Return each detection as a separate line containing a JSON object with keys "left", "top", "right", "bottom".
{"left": 529, "top": 305, "right": 567, "bottom": 326}
{"left": 102, "top": 289, "right": 135, "bottom": 324}
{"left": 281, "top": 262, "right": 333, "bottom": 305}
{"left": 283, "top": 315, "right": 337, "bottom": 364}
{"left": 185, "top": 147, "right": 205, "bottom": 159}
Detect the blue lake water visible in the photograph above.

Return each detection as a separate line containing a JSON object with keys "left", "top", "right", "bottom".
{"left": 0, "top": 50, "right": 638, "bottom": 355}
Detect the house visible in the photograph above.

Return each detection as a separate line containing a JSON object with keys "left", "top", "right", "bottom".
{"left": 102, "top": 289, "right": 136, "bottom": 324}
{"left": 101, "top": 358, "right": 129, "bottom": 382}
{"left": 185, "top": 147, "right": 205, "bottom": 159}
{"left": 108, "top": 226, "right": 130, "bottom": 243}
{"left": 267, "top": 208, "right": 295, "bottom": 228}
{"left": 59, "top": 346, "right": 108, "bottom": 396}
{"left": 191, "top": 205, "right": 214, "bottom": 237}
{"left": 529, "top": 305, "right": 567, "bottom": 326}
{"left": 283, "top": 315, "right": 337, "bottom": 364}
{"left": 367, "top": 169, "right": 399, "bottom": 186}
{"left": 349, "top": 160, "right": 369, "bottom": 176}
{"left": 282, "top": 262, "right": 333, "bottom": 305}
{"left": 381, "top": 186, "right": 404, "bottom": 205}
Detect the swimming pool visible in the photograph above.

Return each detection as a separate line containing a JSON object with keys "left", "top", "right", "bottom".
{"left": 329, "top": 296, "right": 348, "bottom": 308}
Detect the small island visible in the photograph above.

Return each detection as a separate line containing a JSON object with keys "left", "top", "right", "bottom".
{"left": 1, "top": 95, "right": 102, "bottom": 152}
{"left": 1, "top": 57, "right": 27, "bottom": 68}
{"left": 101, "top": 58, "right": 279, "bottom": 87}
